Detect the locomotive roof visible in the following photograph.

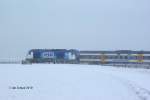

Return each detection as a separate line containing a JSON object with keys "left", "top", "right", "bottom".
{"left": 28, "top": 49, "right": 78, "bottom": 54}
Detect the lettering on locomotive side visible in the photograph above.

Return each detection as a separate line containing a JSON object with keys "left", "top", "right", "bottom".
{"left": 42, "top": 52, "right": 54, "bottom": 58}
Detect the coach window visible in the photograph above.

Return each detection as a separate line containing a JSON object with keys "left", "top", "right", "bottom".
{"left": 120, "top": 56, "right": 123, "bottom": 59}
{"left": 124, "top": 56, "right": 126, "bottom": 59}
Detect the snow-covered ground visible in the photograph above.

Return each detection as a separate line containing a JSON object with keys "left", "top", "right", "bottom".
{"left": 0, "top": 64, "right": 150, "bottom": 100}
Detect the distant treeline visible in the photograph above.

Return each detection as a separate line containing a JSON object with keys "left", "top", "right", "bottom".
{"left": 0, "top": 58, "right": 21, "bottom": 64}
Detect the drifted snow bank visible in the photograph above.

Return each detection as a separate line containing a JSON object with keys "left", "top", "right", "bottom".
{"left": 0, "top": 64, "right": 150, "bottom": 100}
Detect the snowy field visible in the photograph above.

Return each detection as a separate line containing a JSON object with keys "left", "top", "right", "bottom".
{"left": 0, "top": 64, "right": 150, "bottom": 100}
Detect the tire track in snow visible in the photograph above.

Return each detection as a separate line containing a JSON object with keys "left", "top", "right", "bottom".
{"left": 120, "top": 79, "right": 150, "bottom": 100}
{"left": 103, "top": 73, "right": 150, "bottom": 100}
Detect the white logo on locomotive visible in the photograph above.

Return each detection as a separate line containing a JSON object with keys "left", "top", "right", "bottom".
{"left": 42, "top": 52, "right": 54, "bottom": 58}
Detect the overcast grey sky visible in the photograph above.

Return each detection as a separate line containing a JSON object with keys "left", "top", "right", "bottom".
{"left": 0, "top": 0, "right": 150, "bottom": 58}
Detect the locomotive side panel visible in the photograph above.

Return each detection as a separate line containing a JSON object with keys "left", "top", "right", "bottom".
{"left": 24, "top": 49, "right": 80, "bottom": 64}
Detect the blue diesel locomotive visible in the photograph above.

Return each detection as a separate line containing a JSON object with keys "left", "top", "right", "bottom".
{"left": 24, "top": 49, "right": 80, "bottom": 64}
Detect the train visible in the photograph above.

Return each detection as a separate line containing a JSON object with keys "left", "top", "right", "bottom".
{"left": 23, "top": 49, "right": 150, "bottom": 66}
